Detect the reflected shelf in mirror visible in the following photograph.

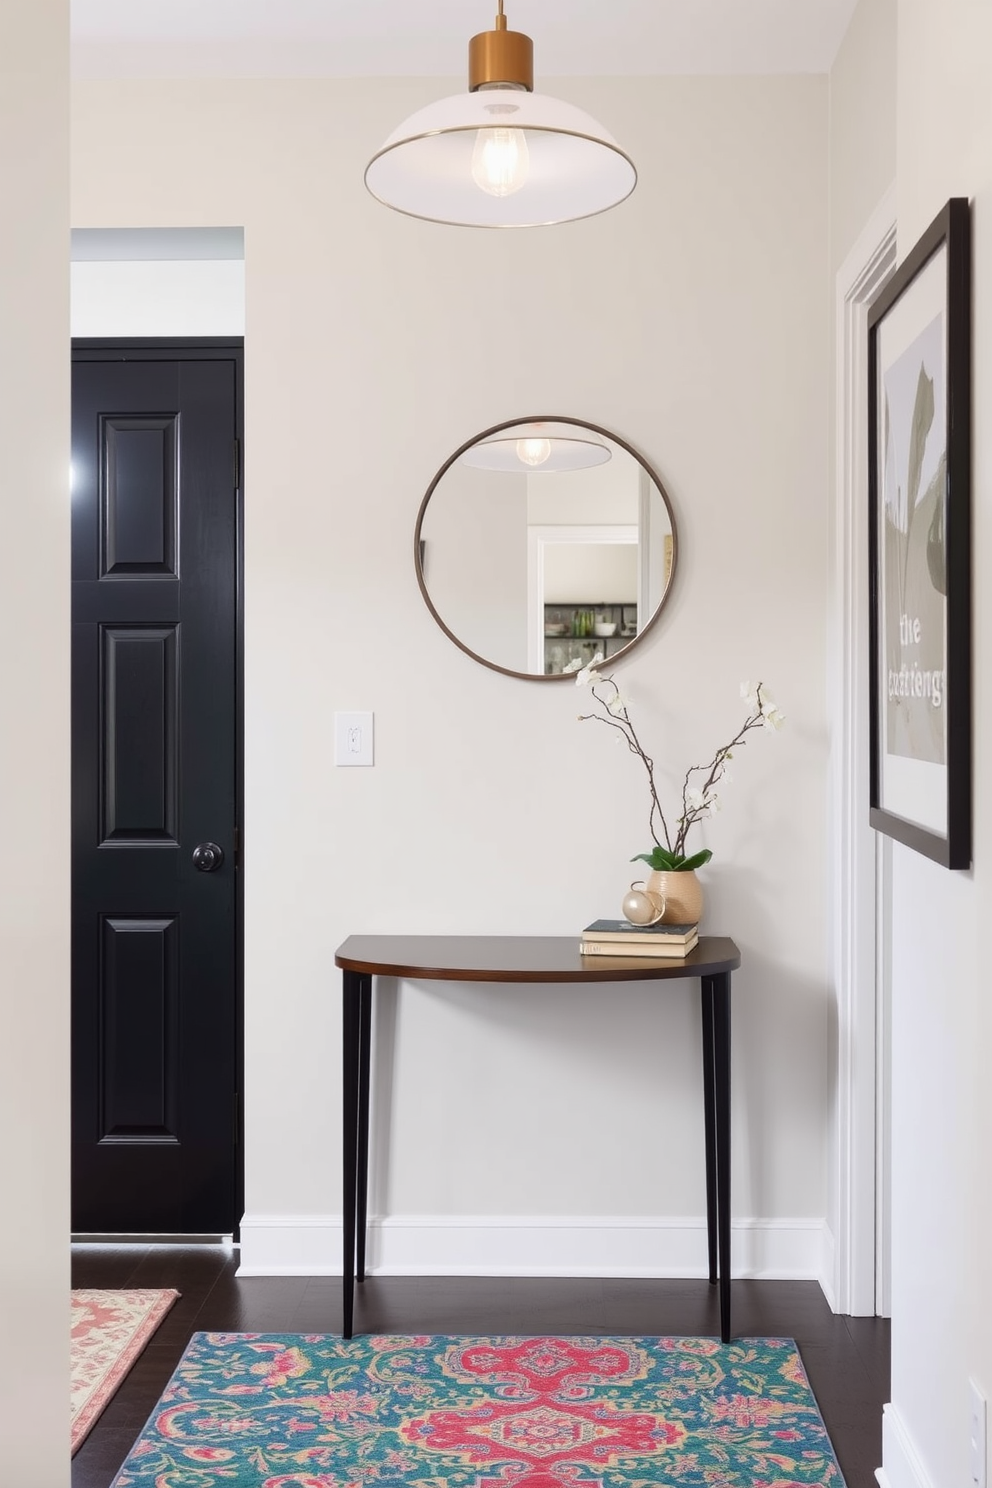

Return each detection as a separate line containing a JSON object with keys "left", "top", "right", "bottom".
{"left": 414, "top": 417, "right": 678, "bottom": 682}
{"left": 543, "top": 602, "right": 637, "bottom": 674}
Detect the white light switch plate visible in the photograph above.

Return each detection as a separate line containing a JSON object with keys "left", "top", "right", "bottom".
{"left": 334, "top": 711, "right": 374, "bottom": 767}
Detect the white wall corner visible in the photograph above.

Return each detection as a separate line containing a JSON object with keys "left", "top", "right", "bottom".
{"left": 238, "top": 1213, "right": 829, "bottom": 1281}
{"left": 876, "top": 1403, "right": 933, "bottom": 1488}
{"left": 830, "top": 183, "right": 897, "bottom": 1318}
{"left": 819, "top": 1221, "right": 837, "bottom": 1312}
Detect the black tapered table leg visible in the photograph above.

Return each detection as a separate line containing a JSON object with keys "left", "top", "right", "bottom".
{"left": 712, "top": 970, "right": 732, "bottom": 1343}
{"left": 700, "top": 977, "right": 718, "bottom": 1286}
{"left": 342, "top": 969, "right": 362, "bottom": 1339}
{"left": 356, "top": 972, "right": 372, "bottom": 1284}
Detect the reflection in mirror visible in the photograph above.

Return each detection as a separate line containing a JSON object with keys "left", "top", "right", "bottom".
{"left": 460, "top": 424, "right": 613, "bottom": 474}
{"left": 415, "top": 418, "right": 677, "bottom": 681}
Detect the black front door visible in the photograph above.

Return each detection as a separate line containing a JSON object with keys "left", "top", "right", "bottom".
{"left": 71, "top": 341, "right": 243, "bottom": 1234}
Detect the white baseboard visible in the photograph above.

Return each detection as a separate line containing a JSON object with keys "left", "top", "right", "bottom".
{"left": 237, "top": 1212, "right": 830, "bottom": 1284}
{"left": 876, "top": 1404, "right": 932, "bottom": 1488}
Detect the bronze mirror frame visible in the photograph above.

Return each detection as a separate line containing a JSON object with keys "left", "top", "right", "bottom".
{"left": 414, "top": 415, "right": 679, "bottom": 682}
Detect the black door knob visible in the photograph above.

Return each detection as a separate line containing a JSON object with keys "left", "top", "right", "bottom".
{"left": 192, "top": 842, "right": 224, "bottom": 873}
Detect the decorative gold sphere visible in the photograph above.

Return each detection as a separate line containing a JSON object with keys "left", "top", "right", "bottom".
{"left": 622, "top": 883, "right": 665, "bottom": 925}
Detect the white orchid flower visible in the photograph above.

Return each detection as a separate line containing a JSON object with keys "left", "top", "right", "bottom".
{"left": 607, "top": 692, "right": 628, "bottom": 716}
{"left": 740, "top": 680, "right": 759, "bottom": 708}
{"left": 563, "top": 658, "right": 583, "bottom": 674}
{"left": 574, "top": 652, "right": 605, "bottom": 687}
{"left": 687, "top": 786, "right": 721, "bottom": 817}
{"left": 762, "top": 705, "right": 786, "bottom": 730}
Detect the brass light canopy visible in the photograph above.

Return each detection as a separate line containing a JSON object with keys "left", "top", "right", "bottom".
{"left": 469, "top": 7, "right": 534, "bottom": 92}
{"left": 364, "top": 3, "right": 636, "bottom": 228}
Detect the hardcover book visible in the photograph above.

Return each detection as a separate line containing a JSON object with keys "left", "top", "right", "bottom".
{"left": 582, "top": 918, "right": 698, "bottom": 941}
{"left": 580, "top": 934, "right": 699, "bottom": 959}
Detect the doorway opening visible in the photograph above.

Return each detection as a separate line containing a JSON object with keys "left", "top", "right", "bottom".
{"left": 70, "top": 227, "right": 245, "bottom": 1237}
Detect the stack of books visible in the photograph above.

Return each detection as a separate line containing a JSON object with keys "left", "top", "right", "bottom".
{"left": 580, "top": 918, "right": 699, "bottom": 958}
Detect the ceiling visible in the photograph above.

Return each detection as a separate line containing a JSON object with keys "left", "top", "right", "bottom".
{"left": 71, "top": 0, "right": 860, "bottom": 79}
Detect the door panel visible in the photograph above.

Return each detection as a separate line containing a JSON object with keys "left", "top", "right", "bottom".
{"left": 71, "top": 344, "right": 242, "bottom": 1234}
{"left": 99, "top": 915, "right": 179, "bottom": 1139}
{"left": 102, "top": 414, "right": 179, "bottom": 575}
{"left": 102, "top": 625, "right": 180, "bottom": 841}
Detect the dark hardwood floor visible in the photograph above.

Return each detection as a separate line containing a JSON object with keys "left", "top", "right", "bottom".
{"left": 71, "top": 1245, "right": 889, "bottom": 1488}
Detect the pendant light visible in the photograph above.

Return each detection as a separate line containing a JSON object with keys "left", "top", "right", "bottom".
{"left": 364, "top": 2, "right": 636, "bottom": 228}
{"left": 460, "top": 424, "right": 612, "bottom": 473}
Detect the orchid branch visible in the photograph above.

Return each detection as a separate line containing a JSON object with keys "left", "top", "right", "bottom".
{"left": 567, "top": 658, "right": 784, "bottom": 871}
{"left": 579, "top": 675, "right": 673, "bottom": 852}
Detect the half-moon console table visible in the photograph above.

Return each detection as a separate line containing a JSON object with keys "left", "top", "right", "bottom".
{"left": 334, "top": 934, "right": 741, "bottom": 1343}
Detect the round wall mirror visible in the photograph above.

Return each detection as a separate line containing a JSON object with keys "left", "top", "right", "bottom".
{"left": 414, "top": 417, "right": 678, "bottom": 681}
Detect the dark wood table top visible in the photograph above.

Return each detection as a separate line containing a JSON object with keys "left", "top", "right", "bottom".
{"left": 334, "top": 934, "right": 740, "bottom": 983}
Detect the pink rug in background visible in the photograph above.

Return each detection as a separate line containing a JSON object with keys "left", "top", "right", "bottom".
{"left": 71, "top": 1288, "right": 180, "bottom": 1453}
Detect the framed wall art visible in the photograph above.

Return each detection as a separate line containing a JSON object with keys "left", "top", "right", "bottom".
{"left": 867, "top": 197, "right": 972, "bottom": 868}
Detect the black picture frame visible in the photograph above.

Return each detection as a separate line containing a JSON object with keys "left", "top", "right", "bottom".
{"left": 867, "top": 197, "right": 971, "bottom": 868}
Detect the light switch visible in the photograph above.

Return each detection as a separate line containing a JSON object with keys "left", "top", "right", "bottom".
{"left": 334, "top": 711, "right": 374, "bottom": 767}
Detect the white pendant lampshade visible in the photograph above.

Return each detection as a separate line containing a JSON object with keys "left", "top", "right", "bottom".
{"left": 461, "top": 426, "right": 612, "bottom": 473}
{"left": 365, "top": 4, "right": 636, "bottom": 228}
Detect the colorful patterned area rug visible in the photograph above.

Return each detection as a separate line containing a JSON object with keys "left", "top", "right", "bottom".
{"left": 71, "top": 1288, "right": 181, "bottom": 1454}
{"left": 109, "top": 1332, "right": 846, "bottom": 1487}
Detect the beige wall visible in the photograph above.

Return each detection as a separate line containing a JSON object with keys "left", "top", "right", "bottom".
{"left": 829, "top": 0, "right": 898, "bottom": 272}
{"left": 420, "top": 464, "right": 529, "bottom": 672}
{"left": 0, "top": 0, "right": 70, "bottom": 1482}
{"left": 883, "top": 5, "right": 992, "bottom": 1485}
{"left": 72, "top": 74, "right": 832, "bottom": 1278}
{"left": 831, "top": 0, "right": 992, "bottom": 1481}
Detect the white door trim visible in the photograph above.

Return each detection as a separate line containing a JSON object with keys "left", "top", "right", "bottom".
{"left": 526, "top": 524, "right": 638, "bottom": 672}
{"left": 830, "top": 188, "right": 896, "bottom": 1316}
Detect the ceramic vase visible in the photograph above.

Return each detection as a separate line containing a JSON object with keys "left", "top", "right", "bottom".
{"left": 647, "top": 869, "right": 703, "bottom": 926}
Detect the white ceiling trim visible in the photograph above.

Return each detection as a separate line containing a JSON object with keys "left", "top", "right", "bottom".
{"left": 71, "top": 0, "right": 860, "bottom": 79}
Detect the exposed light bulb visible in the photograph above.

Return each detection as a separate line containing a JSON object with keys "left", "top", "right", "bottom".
{"left": 516, "top": 437, "right": 552, "bottom": 466}
{"left": 471, "top": 126, "right": 530, "bottom": 198}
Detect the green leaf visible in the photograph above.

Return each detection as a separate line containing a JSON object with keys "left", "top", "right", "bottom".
{"left": 630, "top": 847, "right": 678, "bottom": 871}
{"left": 630, "top": 847, "right": 712, "bottom": 872}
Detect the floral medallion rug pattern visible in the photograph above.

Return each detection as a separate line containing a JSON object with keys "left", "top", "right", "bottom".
{"left": 71, "top": 1288, "right": 181, "bottom": 1453}
{"left": 110, "top": 1332, "right": 846, "bottom": 1488}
